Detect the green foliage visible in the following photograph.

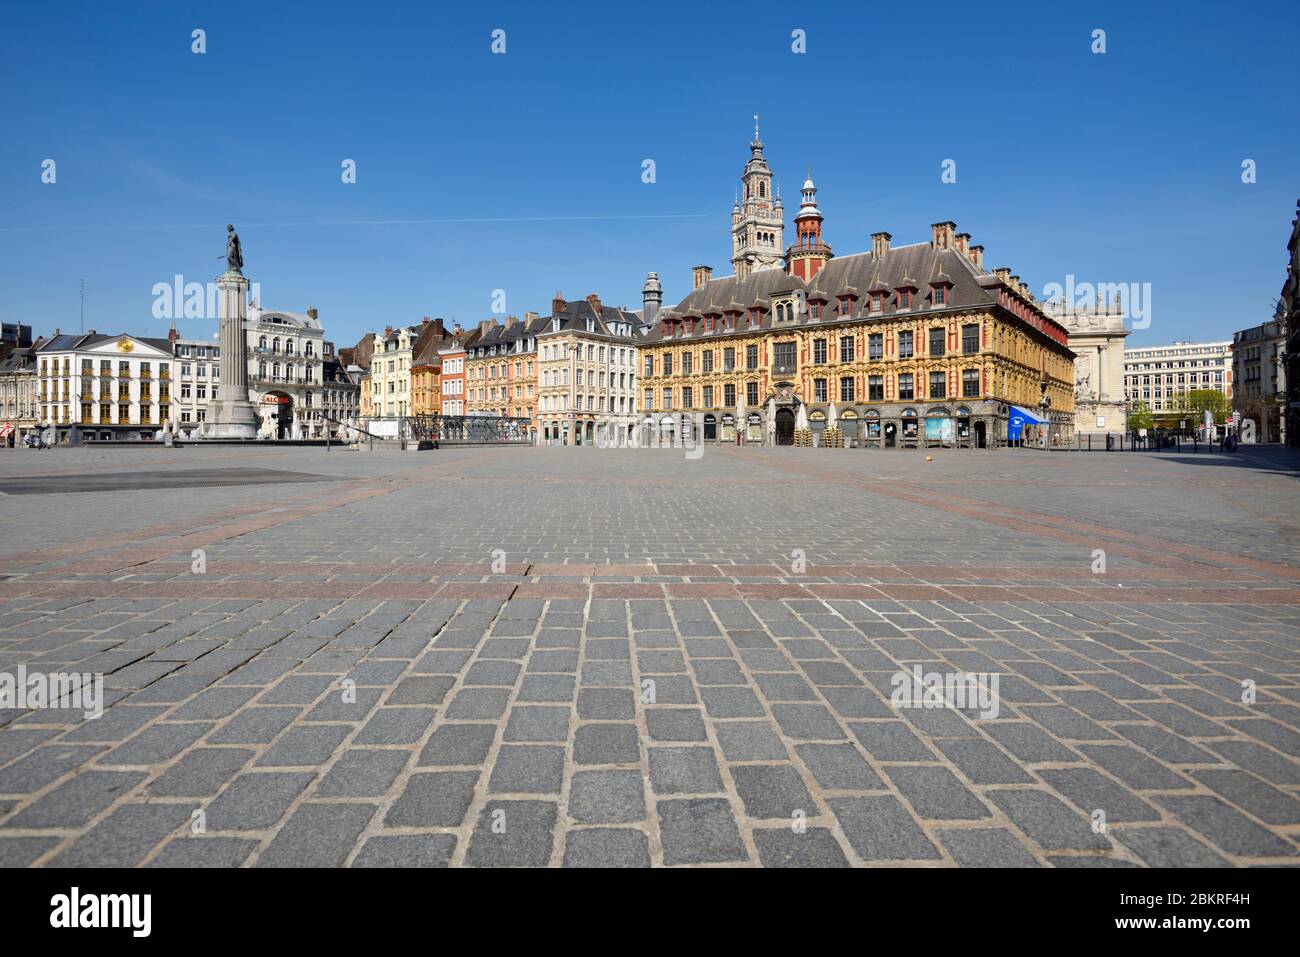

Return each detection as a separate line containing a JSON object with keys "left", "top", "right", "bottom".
{"left": 1128, "top": 400, "right": 1154, "bottom": 431}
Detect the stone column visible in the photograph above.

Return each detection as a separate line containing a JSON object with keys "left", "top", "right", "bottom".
{"left": 204, "top": 270, "right": 259, "bottom": 439}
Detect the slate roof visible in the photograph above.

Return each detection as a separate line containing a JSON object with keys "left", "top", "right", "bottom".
{"left": 645, "top": 242, "right": 1067, "bottom": 345}
{"left": 538, "top": 299, "right": 646, "bottom": 344}
{"left": 467, "top": 313, "right": 551, "bottom": 355}
{"left": 36, "top": 333, "right": 174, "bottom": 353}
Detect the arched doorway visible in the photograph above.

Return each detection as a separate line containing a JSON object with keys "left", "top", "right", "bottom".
{"left": 262, "top": 392, "right": 293, "bottom": 439}
{"left": 975, "top": 421, "right": 987, "bottom": 448}
{"left": 775, "top": 408, "right": 795, "bottom": 445}
{"left": 884, "top": 422, "right": 897, "bottom": 447}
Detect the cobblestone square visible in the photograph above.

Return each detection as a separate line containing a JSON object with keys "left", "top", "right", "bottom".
{"left": 1, "top": 444, "right": 1298, "bottom": 867}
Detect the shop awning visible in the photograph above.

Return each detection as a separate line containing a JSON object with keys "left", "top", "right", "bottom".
{"left": 1008, "top": 405, "right": 1045, "bottom": 441}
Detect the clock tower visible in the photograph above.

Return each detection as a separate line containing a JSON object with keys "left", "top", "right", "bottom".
{"left": 731, "top": 117, "right": 785, "bottom": 279}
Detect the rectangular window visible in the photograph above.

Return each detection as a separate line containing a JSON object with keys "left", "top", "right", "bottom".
{"left": 724, "top": 348, "right": 735, "bottom": 371}
{"left": 839, "top": 336, "right": 854, "bottom": 363}
{"left": 703, "top": 385, "right": 714, "bottom": 407}
{"left": 929, "top": 327, "right": 946, "bottom": 356}
{"left": 898, "top": 373, "right": 914, "bottom": 401}
{"left": 645, "top": 387, "right": 653, "bottom": 408}
{"left": 682, "top": 352, "right": 693, "bottom": 375}
{"left": 644, "top": 355, "right": 654, "bottom": 377}
{"left": 934, "top": 285, "right": 948, "bottom": 305}
{"left": 682, "top": 386, "right": 693, "bottom": 408}
{"left": 929, "top": 371, "right": 947, "bottom": 398}
{"left": 724, "top": 383, "right": 736, "bottom": 406}
{"left": 870, "top": 293, "right": 883, "bottom": 313}
{"left": 813, "top": 339, "right": 827, "bottom": 364}
{"left": 746, "top": 381, "right": 759, "bottom": 406}
{"left": 663, "top": 354, "right": 673, "bottom": 376}
{"left": 746, "top": 344, "right": 758, "bottom": 370}
{"left": 868, "top": 375, "right": 884, "bottom": 401}
{"left": 868, "top": 333, "right": 883, "bottom": 360}
{"left": 774, "top": 341, "right": 796, "bottom": 372}
{"left": 962, "top": 368, "right": 980, "bottom": 397}
{"left": 663, "top": 388, "right": 672, "bottom": 410}
{"left": 840, "top": 377, "right": 855, "bottom": 402}
{"left": 962, "top": 324, "right": 979, "bottom": 354}
{"left": 702, "top": 350, "right": 714, "bottom": 373}
{"left": 899, "top": 289, "right": 912, "bottom": 309}
{"left": 814, "top": 378, "right": 827, "bottom": 402}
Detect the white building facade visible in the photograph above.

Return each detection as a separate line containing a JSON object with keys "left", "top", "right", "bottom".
{"left": 1044, "top": 296, "right": 1130, "bottom": 437}
{"left": 174, "top": 304, "right": 359, "bottom": 439}
{"left": 1123, "top": 340, "right": 1233, "bottom": 414}
{"left": 34, "top": 333, "right": 174, "bottom": 442}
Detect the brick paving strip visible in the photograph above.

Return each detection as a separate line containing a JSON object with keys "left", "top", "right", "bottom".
{"left": 0, "top": 445, "right": 1297, "bottom": 867}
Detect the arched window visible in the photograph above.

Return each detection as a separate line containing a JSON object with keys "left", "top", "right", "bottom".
{"left": 258, "top": 362, "right": 267, "bottom": 379}
{"left": 759, "top": 182, "right": 766, "bottom": 198}
{"left": 258, "top": 335, "right": 267, "bottom": 349}
{"left": 305, "top": 342, "right": 314, "bottom": 357}
{"left": 286, "top": 340, "right": 295, "bottom": 355}
{"left": 272, "top": 337, "right": 280, "bottom": 353}
{"left": 272, "top": 363, "right": 281, "bottom": 380}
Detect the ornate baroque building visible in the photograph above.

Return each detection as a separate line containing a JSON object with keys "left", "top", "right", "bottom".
{"left": 638, "top": 134, "right": 1076, "bottom": 447}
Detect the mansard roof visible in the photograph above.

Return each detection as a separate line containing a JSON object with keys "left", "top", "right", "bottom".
{"left": 644, "top": 240, "right": 1066, "bottom": 345}
{"left": 540, "top": 299, "right": 645, "bottom": 343}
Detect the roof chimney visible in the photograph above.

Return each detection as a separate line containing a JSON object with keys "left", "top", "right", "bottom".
{"left": 642, "top": 271, "right": 662, "bottom": 326}
{"left": 954, "top": 233, "right": 971, "bottom": 256}
{"left": 384, "top": 326, "right": 393, "bottom": 337}
{"left": 969, "top": 245, "right": 984, "bottom": 270}
{"left": 524, "top": 311, "right": 539, "bottom": 322}
{"left": 871, "top": 231, "right": 892, "bottom": 258}
{"left": 478, "top": 319, "right": 495, "bottom": 334}
{"left": 586, "top": 293, "right": 602, "bottom": 313}
{"left": 504, "top": 315, "right": 519, "bottom": 329}
{"left": 994, "top": 267, "right": 1012, "bottom": 285}
{"left": 307, "top": 307, "right": 318, "bottom": 320}
{"left": 931, "top": 221, "right": 957, "bottom": 249}
{"left": 552, "top": 292, "right": 567, "bottom": 317}
{"left": 692, "top": 264, "right": 713, "bottom": 289}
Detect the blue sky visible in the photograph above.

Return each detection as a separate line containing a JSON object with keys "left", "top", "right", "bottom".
{"left": 1, "top": 0, "right": 1296, "bottom": 349}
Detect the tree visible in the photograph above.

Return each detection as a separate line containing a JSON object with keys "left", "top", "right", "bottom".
{"left": 1128, "top": 400, "right": 1154, "bottom": 431}
{"left": 1171, "top": 389, "right": 1229, "bottom": 424}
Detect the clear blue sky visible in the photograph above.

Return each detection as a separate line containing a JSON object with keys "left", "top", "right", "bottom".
{"left": 1, "top": 0, "right": 1296, "bottom": 349}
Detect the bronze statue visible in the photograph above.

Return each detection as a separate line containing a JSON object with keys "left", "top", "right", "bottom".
{"left": 223, "top": 224, "right": 243, "bottom": 273}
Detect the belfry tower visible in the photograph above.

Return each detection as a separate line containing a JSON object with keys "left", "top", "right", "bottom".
{"left": 731, "top": 116, "right": 785, "bottom": 279}
{"left": 787, "top": 171, "right": 832, "bottom": 281}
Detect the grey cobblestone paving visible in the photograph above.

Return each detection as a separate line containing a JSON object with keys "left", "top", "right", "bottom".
{"left": 0, "top": 444, "right": 1297, "bottom": 866}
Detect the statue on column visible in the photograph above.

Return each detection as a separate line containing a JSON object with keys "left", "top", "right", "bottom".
{"left": 223, "top": 224, "right": 244, "bottom": 273}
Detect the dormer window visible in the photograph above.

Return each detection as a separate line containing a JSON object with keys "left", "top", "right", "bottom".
{"left": 749, "top": 308, "right": 761, "bottom": 326}
{"left": 837, "top": 296, "right": 852, "bottom": 317}
{"left": 809, "top": 301, "right": 821, "bottom": 320}
{"left": 898, "top": 289, "right": 912, "bottom": 309}
{"left": 586, "top": 318, "right": 595, "bottom": 332}
{"left": 932, "top": 285, "right": 949, "bottom": 305}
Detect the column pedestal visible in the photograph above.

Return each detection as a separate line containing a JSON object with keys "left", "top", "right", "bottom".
{"left": 205, "top": 270, "right": 259, "bottom": 439}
